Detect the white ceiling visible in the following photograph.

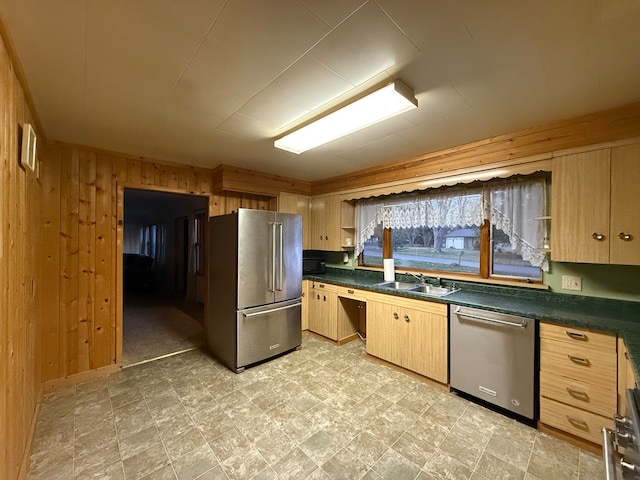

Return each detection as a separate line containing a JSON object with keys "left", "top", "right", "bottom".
{"left": 1, "top": 0, "right": 639, "bottom": 181}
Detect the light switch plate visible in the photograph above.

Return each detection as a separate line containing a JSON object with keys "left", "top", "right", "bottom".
{"left": 561, "top": 275, "right": 582, "bottom": 291}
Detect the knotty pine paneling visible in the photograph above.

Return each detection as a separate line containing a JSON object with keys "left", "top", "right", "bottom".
{"left": 0, "top": 34, "right": 43, "bottom": 480}
{"left": 39, "top": 144, "right": 277, "bottom": 384}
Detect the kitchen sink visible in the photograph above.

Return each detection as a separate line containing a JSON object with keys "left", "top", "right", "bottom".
{"left": 409, "top": 284, "right": 459, "bottom": 297}
{"left": 374, "top": 281, "right": 417, "bottom": 290}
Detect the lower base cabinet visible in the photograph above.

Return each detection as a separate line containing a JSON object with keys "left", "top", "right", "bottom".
{"left": 366, "top": 294, "right": 448, "bottom": 383}
{"left": 539, "top": 322, "right": 617, "bottom": 446}
{"left": 308, "top": 282, "right": 338, "bottom": 340}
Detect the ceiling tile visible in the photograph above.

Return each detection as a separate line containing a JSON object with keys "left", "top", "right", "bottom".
{"left": 266, "top": 56, "right": 355, "bottom": 111}
{"left": 297, "top": 0, "right": 368, "bottom": 27}
{"left": 168, "top": 78, "right": 244, "bottom": 120}
{"left": 236, "top": 92, "right": 310, "bottom": 132}
{"left": 309, "top": 1, "right": 420, "bottom": 85}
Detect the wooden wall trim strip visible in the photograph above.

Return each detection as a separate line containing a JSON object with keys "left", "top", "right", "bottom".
{"left": 312, "top": 101, "right": 640, "bottom": 196}
{"left": 212, "top": 164, "right": 312, "bottom": 196}
{"left": 340, "top": 157, "right": 552, "bottom": 201}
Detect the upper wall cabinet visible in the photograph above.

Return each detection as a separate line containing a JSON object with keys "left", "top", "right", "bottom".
{"left": 551, "top": 144, "right": 640, "bottom": 265}
{"left": 279, "top": 193, "right": 311, "bottom": 250}
{"left": 310, "top": 195, "right": 341, "bottom": 251}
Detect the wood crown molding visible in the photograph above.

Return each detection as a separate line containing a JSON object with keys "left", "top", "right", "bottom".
{"left": 212, "top": 164, "right": 312, "bottom": 197}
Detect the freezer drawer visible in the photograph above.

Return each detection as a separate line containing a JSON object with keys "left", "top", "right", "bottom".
{"left": 450, "top": 305, "right": 537, "bottom": 420}
{"left": 236, "top": 299, "right": 302, "bottom": 371}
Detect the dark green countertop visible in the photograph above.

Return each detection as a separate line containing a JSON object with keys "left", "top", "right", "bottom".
{"left": 306, "top": 268, "right": 640, "bottom": 378}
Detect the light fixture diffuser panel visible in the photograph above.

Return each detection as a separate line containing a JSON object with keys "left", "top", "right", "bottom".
{"left": 274, "top": 80, "right": 417, "bottom": 154}
{"left": 20, "top": 123, "right": 37, "bottom": 171}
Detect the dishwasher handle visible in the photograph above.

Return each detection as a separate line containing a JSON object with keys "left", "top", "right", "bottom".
{"left": 454, "top": 306, "right": 527, "bottom": 329}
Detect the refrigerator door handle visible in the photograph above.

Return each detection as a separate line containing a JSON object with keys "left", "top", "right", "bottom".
{"left": 270, "top": 222, "right": 276, "bottom": 292}
{"left": 242, "top": 301, "right": 302, "bottom": 318}
{"left": 277, "top": 223, "right": 283, "bottom": 291}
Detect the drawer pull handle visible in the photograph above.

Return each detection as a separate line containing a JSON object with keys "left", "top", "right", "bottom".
{"left": 404, "top": 314, "right": 410, "bottom": 322}
{"left": 567, "top": 416, "right": 589, "bottom": 430}
{"left": 347, "top": 289, "right": 354, "bottom": 294}
{"left": 618, "top": 232, "right": 633, "bottom": 241}
{"left": 566, "top": 388, "right": 589, "bottom": 400}
{"left": 393, "top": 312, "right": 399, "bottom": 319}
{"left": 592, "top": 232, "right": 605, "bottom": 241}
{"left": 319, "top": 284, "right": 325, "bottom": 288}
{"left": 565, "top": 331, "right": 587, "bottom": 341}
{"left": 568, "top": 355, "right": 590, "bottom": 366}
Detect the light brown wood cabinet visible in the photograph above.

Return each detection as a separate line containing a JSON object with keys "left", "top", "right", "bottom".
{"left": 310, "top": 195, "right": 341, "bottom": 250}
{"left": 552, "top": 144, "right": 640, "bottom": 265}
{"left": 279, "top": 192, "right": 311, "bottom": 250}
{"left": 618, "top": 338, "right": 637, "bottom": 415}
{"left": 366, "top": 294, "right": 448, "bottom": 383}
{"left": 539, "top": 322, "right": 617, "bottom": 445}
{"left": 301, "top": 279, "right": 309, "bottom": 331}
{"left": 308, "top": 282, "right": 338, "bottom": 340}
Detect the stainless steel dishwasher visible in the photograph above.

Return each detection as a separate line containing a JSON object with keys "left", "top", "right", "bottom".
{"left": 450, "top": 305, "right": 537, "bottom": 421}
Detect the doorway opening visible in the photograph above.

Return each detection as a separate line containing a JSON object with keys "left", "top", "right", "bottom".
{"left": 122, "top": 188, "right": 208, "bottom": 366}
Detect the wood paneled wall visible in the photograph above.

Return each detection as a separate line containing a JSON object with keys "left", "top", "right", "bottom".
{"left": 40, "top": 143, "right": 278, "bottom": 384}
{"left": 312, "top": 101, "right": 640, "bottom": 195}
{"left": 0, "top": 35, "right": 43, "bottom": 480}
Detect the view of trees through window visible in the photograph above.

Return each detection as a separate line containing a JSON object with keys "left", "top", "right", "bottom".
{"left": 362, "top": 222, "right": 541, "bottom": 279}
{"left": 362, "top": 223, "right": 481, "bottom": 274}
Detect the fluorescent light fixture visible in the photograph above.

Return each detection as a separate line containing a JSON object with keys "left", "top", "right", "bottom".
{"left": 274, "top": 80, "right": 418, "bottom": 154}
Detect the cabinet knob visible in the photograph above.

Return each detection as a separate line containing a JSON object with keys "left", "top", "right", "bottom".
{"left": 619, "top": 232, "right": 633, "bottom": 241}
{"left": 591, "top": 232, "right": 605, "bottom": 241}
{"left": 404, "top": 314, "right": 410, "bottom": 322}
{"left": 393, "top": 312, "right": 399, "bottom": 319}
{"left": 316, "top": 294, "right": 320, "bottom": 300}
{"left": 323, "top": 295, "right": 327, "bottom": 301}
{"left": 325, "top": 235, "right": 328, "bottom": 240}
{"left": 347, "top": 289, "right": 354, "bottom": 294}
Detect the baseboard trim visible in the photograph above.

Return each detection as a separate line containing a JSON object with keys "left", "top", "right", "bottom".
{"left": 42, "top": 364, "right": 122, "bottom": 393}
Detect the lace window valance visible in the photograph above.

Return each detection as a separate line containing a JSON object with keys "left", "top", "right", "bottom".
{"left": 355, "top": 176, "right": 548, "bottom": 271}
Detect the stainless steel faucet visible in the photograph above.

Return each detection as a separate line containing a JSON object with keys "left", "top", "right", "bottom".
{"left": 407, "top": 272, "right": 426, "bottom": 284}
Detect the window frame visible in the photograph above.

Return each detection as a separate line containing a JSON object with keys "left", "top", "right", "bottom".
{"left": 357, "top": 176, "right": 548, "bottom": 284}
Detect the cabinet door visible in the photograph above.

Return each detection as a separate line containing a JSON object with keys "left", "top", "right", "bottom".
{"left": 366, "top": 301, "right": 398, "bottom": 364}
{"left": 310, "top": 195, "right": 341, "bottom": 251}
{"left": 404, "top": 307, "right": 448, "bottom": 383}
{"left": 280, "top": 193, "right": 311, "bottom": 250}
{"left": 610, "top": 144, "right": 640, "bottom": 265}
{"left": 551, "top": 150, "right": 611, "bottom": 263}
{"left": 310, "top": 197, "right": 326, "bottom": 250}
{"left": 301, "top": 280, "right": 309, "bottom": 331}
{"left": 308, "top": 286, "right": 337, "bottom": 340}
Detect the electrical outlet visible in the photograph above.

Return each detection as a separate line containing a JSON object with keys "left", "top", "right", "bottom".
{"left": 561, "top": 275, "right": 582, "bottom": 291}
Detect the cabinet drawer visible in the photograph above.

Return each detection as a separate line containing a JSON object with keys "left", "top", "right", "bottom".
{"left": 539, "top": 337, "right": 617, "bottom": 389}
{"left": 310, "top": 282, "right": 337, "bottom": 293}
{"left": 540, "top": 396, "right": 613, "bottom": 445}
{"left": 539, "top": 323, "right": 616, "bottom": 351}
{"left": 540, "top": 370, "right": 617, "bottom": 417}
{"left": 336, "top": 286, "right": 367, "bottom": 301}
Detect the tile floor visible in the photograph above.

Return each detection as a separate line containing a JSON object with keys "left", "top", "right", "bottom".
{"left": 28, "top": 333, "right": 604, "bottom": 480}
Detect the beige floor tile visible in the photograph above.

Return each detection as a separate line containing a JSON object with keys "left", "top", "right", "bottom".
{"left": 28, "top": 333, "right": 603, "bottom": 480}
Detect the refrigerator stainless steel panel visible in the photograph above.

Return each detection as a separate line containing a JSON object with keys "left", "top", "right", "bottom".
{"left": 236, "top": 210, "right": 302, "bottom": 309}
{"left": 450, "top": 305, "right": 536, "bottom": 420}
{"left": 208, "top": 208, "right": 302, "bottom": 373}
{"left": 237, "top": 299, "right": 301, "bottom": 369}
{"left": 275, "top": 212, "right": 302, "bottom": 304}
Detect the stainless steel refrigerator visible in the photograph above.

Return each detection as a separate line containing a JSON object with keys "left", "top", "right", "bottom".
{"left": 207, "top": 209, "right": 302, "bottom": 372}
